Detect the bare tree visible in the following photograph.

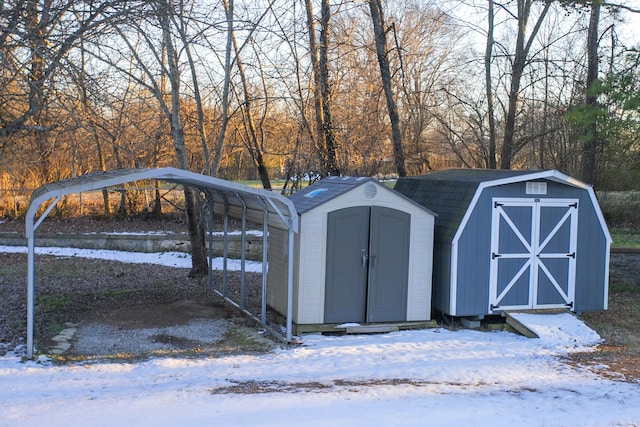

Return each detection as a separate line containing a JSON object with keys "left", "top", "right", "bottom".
{"left": 500, "top": 0, "right": 552, "bottom": 169}
{"left": 107, "top": 1, "right": 208, "bottom": 275}
{"left": 305, "top": 0, "right": 340, "bottom": 176}
{"left": 211, "top": 0, "right": 235, "bottom": 177}
{"left": 368, "top": 0, "right": 406, "bottom": 177}
{"left": 156, "top": 0, "right": 208, "bottom": 276}
{"left": 0, "top": 1, "right": 137, "bottom": 140}
{"left": 222, "top": 0, "right": 274, "bottom": 189}
{"left": 485, "top": 0, "right": 498, "bottom": 169}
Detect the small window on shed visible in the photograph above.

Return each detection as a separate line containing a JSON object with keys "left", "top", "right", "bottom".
{"left": 305, "top": 188, "right": 328, "bottom": 198}
{"left": 526, "top": 181, "right": 547, "bottom": 195}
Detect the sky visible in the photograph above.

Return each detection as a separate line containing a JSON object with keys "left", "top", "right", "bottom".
{"left": 0, "top": 245, "right": 639, "bottom": 426}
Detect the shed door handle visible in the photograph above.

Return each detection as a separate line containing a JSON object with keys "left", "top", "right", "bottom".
{"left": 361, "top": 251, "right": 369, "bottom": 269}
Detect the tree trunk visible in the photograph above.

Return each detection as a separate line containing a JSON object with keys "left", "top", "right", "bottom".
{"left": 211, "top": 0, "right": 234, "bottom": 177}
{"left": 177, "top": 3, "right": 211, "bottom": 175}
{"left": 319, "top": 0, "right": 340, "bottom": 176}
{"left": 225, "top": 0, "right": 272, "bottom": 189}
{"left": 369, "top": 0, "right": 406, "bottom": 177}
{"left": 152, "top": 180, "right": 162, "bottom": 217}
{"left": 581, "top": 2, "right": 600, "bottom": 186}
{"left": 160, "top": 1, "right": 208, "bottom": 277}
{"left": 485, "top": 0, "right": 497, "bottom": 169}
{"left": 305, "top": 0, "right": 329, "bottom": 171}
{"left": 500, "top": 0, "right": 551, "bottom": 169}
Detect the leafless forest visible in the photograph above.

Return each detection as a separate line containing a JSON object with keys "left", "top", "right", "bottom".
{"left": 2, "top": 0, "right": 640, "bottom": 219}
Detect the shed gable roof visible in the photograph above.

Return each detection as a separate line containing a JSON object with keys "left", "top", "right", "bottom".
{"left": 288, "top": 176, "right": 374, "bottom": 214}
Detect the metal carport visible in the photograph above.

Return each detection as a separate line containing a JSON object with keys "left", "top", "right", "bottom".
{"left": 25, "top": 167, "right": 299, "bottom": 359}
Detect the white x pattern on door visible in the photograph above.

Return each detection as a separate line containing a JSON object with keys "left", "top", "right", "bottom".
{"left": 489, "top": 198, "right": 578, "bottom": 312}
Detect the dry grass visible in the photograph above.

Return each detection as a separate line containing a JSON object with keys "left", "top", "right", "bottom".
{"left": 571, "top": 277, "right": 640, "bottom": 383}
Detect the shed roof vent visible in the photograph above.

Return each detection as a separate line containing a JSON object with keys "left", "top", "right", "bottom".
{"left": 526, "top": 181, "right": 547, "bottom": 195}
{"left": 363, "top": 183, "right": 377, "bottom": 199}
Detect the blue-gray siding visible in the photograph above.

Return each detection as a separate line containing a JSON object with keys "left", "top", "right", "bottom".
{"left": 452, "top": 180, "right": 607, "bottom": 316}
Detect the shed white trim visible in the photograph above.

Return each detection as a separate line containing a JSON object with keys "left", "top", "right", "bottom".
{"left": 25, "top": 167, "right": 299, "bottom": 359}
{"left": 451, "top": 170, "right": 609, "bottom": 246}
{"left": 448, "top": 169, "right": 611, "bottom": 316}
{"left": 267, "top": 178, "right": 434, "bottom": 325}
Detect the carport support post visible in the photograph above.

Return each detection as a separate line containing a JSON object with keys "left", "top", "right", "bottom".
{"left": 26, "top": 195, "right": 60, "bottom": 359}
{"left": 259, "top": 198, "right": 269, "bottom": 323}
{"left": 235, "top": 193, "right": 247, "bottom": 309}
{"left": 207, "top": 194, "right": 214, "bottom": 291}
{"left": 26, "top": 223, "right": 35, "bottom": 359}
{"left": 220, "top": 194, "right": 229, "bottom": 297}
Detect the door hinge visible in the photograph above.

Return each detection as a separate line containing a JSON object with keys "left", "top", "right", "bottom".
{"left": 494, "top": 201, "right": 503, "bottom": 208}
{"left": 565, "top": 301, "right": 574, "bottom": 308}
{"left": 490, "top": 304, "right": 499, "bottom": 310}
{"left": 492, "top": 252, "right": 502, "bottom": 259}
{"left": 566, "top": 252, "right": 575, "bottom": 258}
{"left": 569, "top": 202, "right": 578, "bottom": 208}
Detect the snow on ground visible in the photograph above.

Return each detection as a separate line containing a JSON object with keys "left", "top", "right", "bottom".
{"left": 85, "top": 230, "right": 263, "bottom": 237}
{"left": 1, "top": 246, "right": 639, "bottom": 426}
{"left": 0, "top": 245, "right": 263, "bottom": 272}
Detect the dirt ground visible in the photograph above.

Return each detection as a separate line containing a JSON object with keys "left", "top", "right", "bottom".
{"left": 1, "top": 215, "right": 275, "bottom": 360}
{"left": 1, "top": 216, "right": 639, "bottom": 380}
{"left": 61, "top": 300, "right": 277, "bottom": 361}
{"left": 566, "top": 250, "right": 640, "bottom": 383}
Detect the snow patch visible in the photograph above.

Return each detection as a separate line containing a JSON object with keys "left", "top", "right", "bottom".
{"left": 509, "top": 312, "right": 602, "bottom": 352}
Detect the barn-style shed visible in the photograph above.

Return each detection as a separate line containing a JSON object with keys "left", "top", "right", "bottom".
{"left": 267, "top": 177, "right": 436, "bottom": 330}
{"left": 394, "top": 169, "right": 611, "bottom": 318}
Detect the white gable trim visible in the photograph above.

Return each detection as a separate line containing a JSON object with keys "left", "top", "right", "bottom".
{"left": 448, "top": 169, "right": 611, "bottom": 315}
{"left": 451, "top": 170, "right": 610, "bottom": 247}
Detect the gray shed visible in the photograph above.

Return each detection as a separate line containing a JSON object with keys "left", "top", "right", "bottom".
{"left": 394, "top": 169, "right": 611, "bottom": 318}
{"left": 268, "top": 177, "right": 436, "bottom": 329}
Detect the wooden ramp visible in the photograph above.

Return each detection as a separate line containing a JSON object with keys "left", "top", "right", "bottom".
{"left": 503, "top": 310, "right": 572, "bottom": 339}
{"left": 294, "top": 320, "right": 437, "bottom": 335}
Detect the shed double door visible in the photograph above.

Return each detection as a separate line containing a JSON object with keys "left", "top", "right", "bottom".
{"left": 325, "top": 206, "right": 410, "bottom": 324}
{"left": 489, "top": 198, "right": 578, "bottom": 312}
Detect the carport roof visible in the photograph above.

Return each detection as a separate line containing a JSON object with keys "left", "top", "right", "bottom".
{"left": 27, "top": 167, "right": 298, "bottom": 233}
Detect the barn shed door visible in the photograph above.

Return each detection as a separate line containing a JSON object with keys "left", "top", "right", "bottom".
{"left": 325, "top": 206, "right": 410, "bottom": 324}
{"left": 489, "top": 198, "right": 578, "bottom": 312}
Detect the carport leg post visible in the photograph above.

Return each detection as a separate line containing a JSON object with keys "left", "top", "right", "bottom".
{"left": 235, "top": 193, "right": 247, "bottom": 310}
{"left": 27, "top": 196, "right": 60, "bottom": 360}
{"left": 260, "top": 198, "right": 269, "bottom": 323}
{"left": 27, "top": 225, "right": 35, "bottom": 359}
{"left": 222, "top": 198, "right": 229, "bottom": 297}
{"left": 207, "top": 195, "right": 214, "bottom": 292}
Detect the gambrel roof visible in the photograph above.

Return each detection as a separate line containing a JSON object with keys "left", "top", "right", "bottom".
{"left": 394, "top": 169, "right": 605, "bottom": 244}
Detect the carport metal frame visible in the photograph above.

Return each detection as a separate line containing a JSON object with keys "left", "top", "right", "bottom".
{"left": 25, "top": 167, "right": 299, "bottom": 359}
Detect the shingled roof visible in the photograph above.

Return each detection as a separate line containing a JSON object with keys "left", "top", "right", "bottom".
{"left": 288, "top": 176, "right": 374, "bottom": 214}
{"left": 394, "top": 169, "right": 536, "bottom": 243}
